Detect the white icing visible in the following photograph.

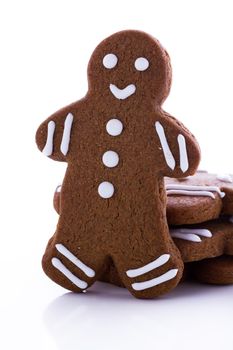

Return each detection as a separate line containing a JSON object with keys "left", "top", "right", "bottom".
{"left": 106, "top": 118, "right": 123, "bottom": 136}
{"left": 98, "top": 181, "right": 114, "bottom": 198}
{"left": 109, "top": 84, "right": 136, "bottom": 100}
{"left": 56, "top": 185, "right": 61, "bottom": 193}
{"left": 55, "top": 244, "right": 95, "bottom": 278}
{"left": 170, "top": 228, "right": 212, "bottom": 243}
{"left": 155, "top": 121, "right": 176, "bottom": 170}
{"left": 102, "top": 150, "right": 119, "bottom": 168}
{"left": 217, "top": 173, "right": 233, "bottom": 183}
{"left": 170, "top": 231, "right": 201, "bottom": 242}
{"left": 178, "top": 134, "right": 189, "bottom": 173}
{"left": 134, "top": 57, "right": 149, "bottom": 71}
{"left": 42, "top": 121, "right": 55, "bottom": 156}
{"left": 60, "top": 113, "right": 74, "bottom": 156}
{"left": 166, "top": 189, "right": 215, "bottom": 199}
{"left": 132, "top": 269, "right": 178, "bottom": 291}
{"left": 51, "top": 257, "right": 88, "bottom": 289}
{"left": 166, "top": 184, "right": 225, "bottom": 198}
{"left": 103, "top": 53, "right": 118, "bottom": 69}
{"left": 176, "top": 228, "right": 212, "bottom": 237}
{"left": 126, "top": 254, "right": 170, "bottom": 278}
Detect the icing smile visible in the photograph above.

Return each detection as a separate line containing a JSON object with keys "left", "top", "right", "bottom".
{"left": 109, "top": 83, "right": 136, "bottom": 100}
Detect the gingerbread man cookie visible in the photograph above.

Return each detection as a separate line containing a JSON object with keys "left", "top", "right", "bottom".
{"left": 36, "top": 30, "right": 200, "bottom": 298}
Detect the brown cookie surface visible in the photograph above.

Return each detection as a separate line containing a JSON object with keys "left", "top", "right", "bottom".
{"left": 36, "top": 30, "right": 200, "bottom": 298}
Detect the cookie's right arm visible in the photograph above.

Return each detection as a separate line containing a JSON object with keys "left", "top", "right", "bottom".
{"left": 36, "top": 106, "right": 75, "bottom": 162}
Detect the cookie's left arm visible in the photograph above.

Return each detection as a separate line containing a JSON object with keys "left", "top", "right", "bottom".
{"left": 36, "top": 105, "right": 76, "bottom": 162}
{"left": 155, "top": 113, "right": 201, "bottom": 177}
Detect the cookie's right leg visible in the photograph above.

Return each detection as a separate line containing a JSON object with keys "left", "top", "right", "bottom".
{"left": 42, "top": 234, "right": 105, "bottom": 292}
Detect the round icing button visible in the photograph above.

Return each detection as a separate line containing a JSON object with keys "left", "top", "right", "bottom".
{"left": 134, "top": 57, "right": 149, "bottom": 71}
{"left": 98, "top": 181, "right": 115, "bottom": 199}
{"left": 102, "top": 150, "right": 119, "bottom": 168}
{"left": 103, "top": 53, "right": 118, "bottom": 69}
{"left": 106, "top": 119, "right": 123, "bottom": 136}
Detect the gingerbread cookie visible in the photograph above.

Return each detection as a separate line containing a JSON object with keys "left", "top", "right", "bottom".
{"left": 36, "top": 30, "right": 200, "bottom": 298}
{"left": 166, "top": 171, "right": 233, "bottom": 225}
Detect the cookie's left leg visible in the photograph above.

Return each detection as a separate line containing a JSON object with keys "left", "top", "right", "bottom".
{"left": 190, "top": 255, "right": 233, "bottom": 284}
{"left": 113, "top": 245, "right": 184, "bottom": 299}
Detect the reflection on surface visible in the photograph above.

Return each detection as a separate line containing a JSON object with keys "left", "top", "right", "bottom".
{"left": 43, "top": 281, "right": 233, "bottom": 350}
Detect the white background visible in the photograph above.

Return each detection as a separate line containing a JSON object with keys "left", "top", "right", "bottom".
{"left": 1, "top": 0, "right": 233, "bottom": 349}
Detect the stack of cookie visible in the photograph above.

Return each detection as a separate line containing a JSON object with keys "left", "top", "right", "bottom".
{"left": 166, "top": 171, "right": 233, "bottom": 284}
{"left": 36, "top": 30, "right": 233, "bottom": 298}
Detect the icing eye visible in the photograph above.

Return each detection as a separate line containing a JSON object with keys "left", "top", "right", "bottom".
{"left": 134, "top": 57, "right": 149, "bottom": 71}
{"left": 103, "top": 53, "right": 118, "bottom": 69}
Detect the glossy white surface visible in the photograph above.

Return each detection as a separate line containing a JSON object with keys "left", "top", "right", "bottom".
{"left": 1, "top": 275, "right": 233, "bottom": 350}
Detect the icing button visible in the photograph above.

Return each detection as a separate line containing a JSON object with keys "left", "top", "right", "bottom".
{"left": 106, "top": 119, "right": 123, "bottom": 136}
{"left": 134, "top": 57, "right": 149, "bottom": 71}
{"left": 103, "top": 53, "right": 118, "bottom": 69}
{"left": 102, "top": 150, "right": 119, "bottom": 168}
{"left": 98, "top": 181, "right": 115, "bottom": 199}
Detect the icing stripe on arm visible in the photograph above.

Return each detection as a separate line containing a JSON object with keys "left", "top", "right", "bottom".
{"left": 60, "top": 113, "right": 74, "bottom": 156}
{"left": 42, "top": 121, "right": 55, "bottom": 156}
{"left": 155, "top": 121, "right": 175, "bottom": 170}
{"left": 177, "top": 134, "right": 189, "bottom": 172}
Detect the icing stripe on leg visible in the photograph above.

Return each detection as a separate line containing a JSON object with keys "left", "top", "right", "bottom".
{"left": 55, "top": 244, "right": 95, "bottom": 278}
{"left": 155, "top": 121, "right": 176, "bottom": 170}
{"left": 132, "top": 269, "right": 178, "bottom": 291}
{"left": 51, "top": 257, "right": 88, "bottom": 289}
{"left": 177, "top": 134, "right": 189, "bottom": 172}
{"left": 126, "top": 254, "right": 170, "bottom": 278}
{"left": 170, "top": 231, "right": 201, "bottom": 242}
{"left": 60, "top": 113, "right": 74, "bottom": 156}
{"left": 42, "top": 121, "right": 55, "bottom": 156}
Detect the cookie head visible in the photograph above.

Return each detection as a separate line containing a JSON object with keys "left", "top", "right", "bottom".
{"left": 87, "top": 30, "right": 172, "bottom": 104}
